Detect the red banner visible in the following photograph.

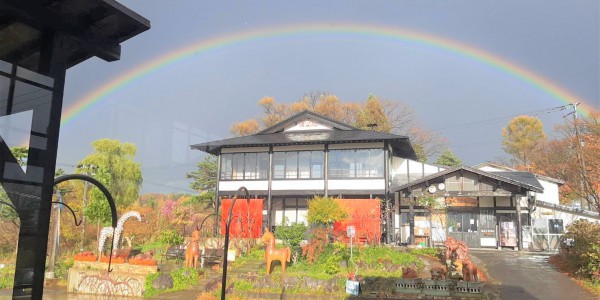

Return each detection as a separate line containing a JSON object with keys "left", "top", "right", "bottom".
{"left": 333, "top": 199, "right": 381, "bottom": 243}
{"left": 220, "top": 198, "right": 263, "bottom": 238}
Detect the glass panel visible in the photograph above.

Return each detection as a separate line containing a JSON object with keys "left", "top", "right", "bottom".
{"left": 328, "top": 150, "right": 342, "bottom": 178}
{"left": 220, "top": 154, "right": 232, "bottom": 179}
{"left": 0, "top": 60, "right": 11, "bottom": 73}
{"left": 341, "top": 150, "right": 354, "bottom": 178}
{"left": 12, "top": 80, "right": 52, "bottom": 115}
{"left": 16, "top": 67, "right": 54, "bottom": 87}
{"left": 257, "top": 152, "right": 269, "bottom": 179}
{"left": 285, "top": 152, "right": 297, "bottom": 179}
{"left": 273, "top": 152, "right": 285, "bottom": 179}
{"left": 244, "top": 153, "right": 257, "bottom": 179}
{"left": 355, "top": 149, "right": 368, "bottom": 177}
{"left": 0, "top": 75, "right": 10, "bottom": 112}
{"left": 311, "top": 151, "right": 323, "bottom": 178}
{"left": 232, "top": 153, "right": 244, "bottom": 179}
{"left": 368, "top": 149, "right": 384, "bottom": 178}
{"left": 298, "top": 151, "right": 310, "bottom": 178}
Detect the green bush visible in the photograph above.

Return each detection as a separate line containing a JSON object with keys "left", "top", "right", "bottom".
{"left": 306, "top": 196, "right": 348, "bottom": 226}
{"left": 562, "top": 220, "right": 600, "bottom": 281}
{"left": 158, "top": 229, "right": 183, "bottom": 246}
{"left": 54, "top": 257, "right": 74, "bottom": 279}
{"left": 144, "top": 268, "right": 198, "bottom": 298}
{"left": 275, "top": 219, "right": 307, "bottom": 254}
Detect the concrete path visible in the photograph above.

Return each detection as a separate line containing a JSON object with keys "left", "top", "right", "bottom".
{"left": 471, "top": 250, "right": 597, "bottom": 300}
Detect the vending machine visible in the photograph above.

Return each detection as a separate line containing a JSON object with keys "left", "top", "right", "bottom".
{"left": 500, "top": 221, "right": 517, "bottom": 247}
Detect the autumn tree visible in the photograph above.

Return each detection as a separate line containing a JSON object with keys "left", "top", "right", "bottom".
{"left": 186, "top": 155, "right": 218, "bottom": 208}
{"left": 501, "top": 115, "right": 546, "bottom": 167}
{"left": 355, "top": 94, "right": 391, "bottom": 132}
{"left": 77, "top": 139, "right": 143, "bottom": 225}
{"left": 229, "top": 93, "right": 446, "bottom": 161}
{"left": 435, "top": 149, "right": 462, "bottom": 167}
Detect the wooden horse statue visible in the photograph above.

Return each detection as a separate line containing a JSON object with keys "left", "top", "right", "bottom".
{"left": 185, "top": 229, "right": 200, "bottom": 268}
{"left": 260, "top": 226, "right": 290, "bottom": 274}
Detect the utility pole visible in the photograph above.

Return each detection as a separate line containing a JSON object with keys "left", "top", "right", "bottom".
{"left": 568, "top": 103, "right": 589, "bottom": 210}
{"left": 77, "top": 164, "right": 97, "bottom": 251}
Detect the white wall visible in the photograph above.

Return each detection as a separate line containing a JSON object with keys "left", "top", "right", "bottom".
{"left": 219, "top": 180, "right": 268, "bottom": 192}
{"left": 271, "top": 180, "right": 325, "bottom": 191}
{"left": 534, "top": 179, "right": 560, "bottom": 204}
{"left": 328, "top": 179, "right": 385, "bottom": 191}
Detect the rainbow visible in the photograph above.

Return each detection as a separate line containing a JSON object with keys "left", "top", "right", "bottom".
{"left": 61, "top": 22, "right": 593, "bottom": 125}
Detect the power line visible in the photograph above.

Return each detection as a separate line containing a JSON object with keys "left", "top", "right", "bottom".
{"left": 432, "top": 104, "right": 569, "bottom": 132}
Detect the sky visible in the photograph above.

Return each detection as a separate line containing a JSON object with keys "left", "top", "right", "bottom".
{"left": 49, "top": 0, "right": 599, "bottom": 194}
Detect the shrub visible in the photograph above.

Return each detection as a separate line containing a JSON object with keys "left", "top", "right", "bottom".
{"left": 275, "top": 219, "right": 307, "bottom": 255}
{"left": 158, "top": 229, "right": 183, "bottom": 246}
{"left": 306, "top": 196, "right": 348, "bottom": 226}
{"left": 302, "top": 228, "right": 329, "bottom": 264}
{"left": 561, "top": 220, "right": 600, "bottom": 281}
{"left": 144, "top": 268, "right": 199, "bottom": 298}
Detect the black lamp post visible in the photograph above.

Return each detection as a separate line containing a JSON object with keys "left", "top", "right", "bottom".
{"left": 221, "top": 186, "right": 249, "bottom": 300}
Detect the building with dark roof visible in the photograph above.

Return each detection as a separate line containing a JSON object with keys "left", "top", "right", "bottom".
{"left": 192, "top": 110, "right": 429, "bottom": 243}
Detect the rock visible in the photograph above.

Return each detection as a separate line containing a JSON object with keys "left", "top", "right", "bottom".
{"left": 281, "top": 275, "right": 299, "bottom": 289}
{"left": 152, "top": 274, "right": 173, "bottom": 290}
{"left": 204, "top": 278, "right": 220, "bottom": 292}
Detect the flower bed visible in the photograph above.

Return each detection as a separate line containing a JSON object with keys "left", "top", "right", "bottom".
{"left": 99, "top": 256, "right": 125, "bottom": 264}
{"left": 74, "top": 252, "right": 97, "bottom": 262}
{"left": 129, "top": 258, "right": 157, "bottom": 266}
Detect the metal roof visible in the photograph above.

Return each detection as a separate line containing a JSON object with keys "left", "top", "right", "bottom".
{"left": 0, "top": 0, "right": 150, "bottom": 71}
{"left": 391, "top": 166, "right": 544, "bottom": 193}
{"left": 192, "top": 128, "right": 418, "bottom": 159}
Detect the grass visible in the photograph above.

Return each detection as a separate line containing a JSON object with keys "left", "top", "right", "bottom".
{"left": 0, "top": 265, "right": 14, "bottom": 289}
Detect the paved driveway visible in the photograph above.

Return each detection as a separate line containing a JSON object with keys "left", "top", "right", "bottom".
{"left": 471, "top": 250, "right": 596, "bottom": 300}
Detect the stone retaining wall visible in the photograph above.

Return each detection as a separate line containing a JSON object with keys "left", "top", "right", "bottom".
{"left": 67, "top": 261, "right": 158, "bottom": 297}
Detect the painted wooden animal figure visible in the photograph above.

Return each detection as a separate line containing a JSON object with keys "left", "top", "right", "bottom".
{"left": 401, "top": 267, "right": 419, "bottom": 278}
{"left": 454, "top": 258, "right": 484, "bottom": 282}
{"left": 260, "top": 226, "right": 290, "bottom": 274}
{"left": 430, "top": 264, "right": 447, "bottom": 280}
{"left": 185, "top": 229, "right": 200, "bottom": 268}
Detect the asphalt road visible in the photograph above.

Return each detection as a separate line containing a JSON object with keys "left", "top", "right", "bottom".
{"left": 471, "top": 250, "right": 597, "bottom": 300}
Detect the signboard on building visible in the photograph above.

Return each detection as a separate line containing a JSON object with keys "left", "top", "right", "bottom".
{"left": 446, "top": 197, "right": 478, "bottom": 207}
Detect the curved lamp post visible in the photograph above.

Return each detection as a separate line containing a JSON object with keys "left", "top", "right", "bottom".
{"left": 54, "top": 174, "right": 118, "bottom": 272}
{"left": 221, "top": 186, "right": 249, "bottom": 300}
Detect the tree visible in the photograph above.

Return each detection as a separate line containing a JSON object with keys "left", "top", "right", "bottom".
{"left": 306, "top": 196, "right": 348, "bottom": 226}
{"left": 77, "top": 139, "right": 142, "bottom": 225}
{"left": 187, "top": 155, "right": 218, "bottom": 208}
{"left": 435, "top": 149, "right": 462, "bottom": 167}
{"left": 355, "top": 94, "right": 391, "bottom": 132}
{"left": 502, "top": 115, "right": 546, "bottom": 167}
{"left": 229, "top": 93, "right": 446, "bottom": 161}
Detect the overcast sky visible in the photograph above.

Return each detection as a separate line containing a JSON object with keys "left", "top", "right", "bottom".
{"left": 51, "top": 0, "right": 599, "bottom": 194}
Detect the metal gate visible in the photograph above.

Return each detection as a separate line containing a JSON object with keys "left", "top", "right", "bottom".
{"left": 531, "top": 218, "right": 563, "bottom": 251}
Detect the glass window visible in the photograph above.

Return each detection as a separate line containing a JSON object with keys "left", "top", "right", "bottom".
{"left": 273, "top": 152, "right": 285, "bottom": 179}
{"left": 447, "top": 211, "right": 478, "bottom": 232}
{"left": 0, "top": 75, "right": 9, "bottom": 109}
{"left": 257, "top": 153, "right": 269, "bottom": 179}
{"left": 548, "top": 219, "right": 564, "bottom": 234}
{"left": 231, "top": 153, "right": 244, "bottom": 179}
{"left": 220, "top": 154, "right": 233, "bottom": 179}
{"left": 298, "top": 151, "right": 310, "bottom": 178}
{"left": 220, "top": 152, "right": 269, "bottom": 180}
{"left": 285, "top": 152, "right": 298, "bottom": 178}
{"left": 311, "top": 151, "right": 323, "bottom": 178}
{"left": 273, "top": 151, "right": 323, "bottom": 179}
{"left": 329, "top": 149, "right": 384, "bottom": 178}
{"left": 244, "top": 153, "right": 257, "bottom": 179}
